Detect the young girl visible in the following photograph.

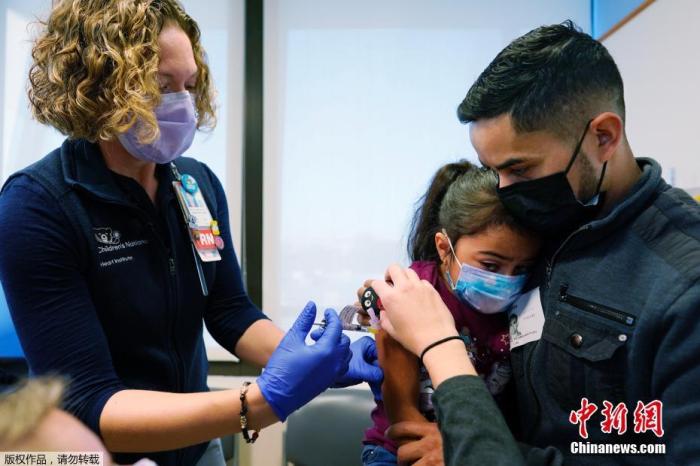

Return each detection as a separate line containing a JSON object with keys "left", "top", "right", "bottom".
{"left": 361, "top": 160, "right": 541, "bottom": 465}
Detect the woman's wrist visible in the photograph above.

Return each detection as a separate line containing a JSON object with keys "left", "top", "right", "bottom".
{"left": 421, "top": 339, "right": 476, "bottom": 388}
{"left": 243, "top": 383, "right": 280, "bottom": 429}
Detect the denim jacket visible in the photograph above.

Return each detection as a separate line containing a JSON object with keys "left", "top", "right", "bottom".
{"left": 512, "top": 158, "right": 700, "bottom": 464}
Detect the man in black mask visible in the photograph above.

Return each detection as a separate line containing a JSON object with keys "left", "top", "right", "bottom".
{"left": 465, "top": 50, "right": 636, "bottom": 240}
{"left": 380, "top": 20, "right": 700, "bottom": 466}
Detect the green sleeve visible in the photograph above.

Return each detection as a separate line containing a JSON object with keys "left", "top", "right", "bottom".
{"left": 433, "top": 375, "right": 564, "bottom": 466}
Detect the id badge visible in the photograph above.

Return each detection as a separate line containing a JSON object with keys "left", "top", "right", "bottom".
{"left": 508, "top": 287, "right": 545, "bottom": 349}
{"left": 172, "top": 174, "right": 222, "bottom": 263}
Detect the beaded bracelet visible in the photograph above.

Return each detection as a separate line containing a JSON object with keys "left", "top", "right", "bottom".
{"left": 239, "top": 381, "right": 259, "bottom": 444}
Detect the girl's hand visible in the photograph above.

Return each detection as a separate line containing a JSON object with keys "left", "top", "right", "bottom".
{"left": 372, "top": 264, "right": 458, "bottom": 357}
{"left": 387, "top": 421, "right": 444, "bottom": 466}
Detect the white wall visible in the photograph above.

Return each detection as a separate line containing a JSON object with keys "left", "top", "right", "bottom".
{"left": 0, "top": 1, "right": 64, "bottom": 182}
{"left": 262, "top": 0, "right": 591, "bottom": 330}
{"left": 603, "top": 0, "right": 700, "bottom": 190}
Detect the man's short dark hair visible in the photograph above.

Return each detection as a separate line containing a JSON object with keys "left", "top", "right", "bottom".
{"left": 458, "top": 20, "right": 625, "bottom": 142}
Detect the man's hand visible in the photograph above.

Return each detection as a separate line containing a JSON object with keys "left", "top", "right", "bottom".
{"left": 387, "top": 421, "right": 444, "bottom": 466}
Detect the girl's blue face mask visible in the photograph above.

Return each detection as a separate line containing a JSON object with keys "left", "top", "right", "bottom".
{"left": 443, "top": 230, "right": 527, "bottom": 314}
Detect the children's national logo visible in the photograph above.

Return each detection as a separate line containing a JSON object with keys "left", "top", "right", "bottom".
{"left": 94, "top": 227, "right": 121, "bottom": 245}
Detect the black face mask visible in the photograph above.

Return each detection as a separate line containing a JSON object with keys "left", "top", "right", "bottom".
{"left": 497, "top": 120, "right": 607, "bottom": 236}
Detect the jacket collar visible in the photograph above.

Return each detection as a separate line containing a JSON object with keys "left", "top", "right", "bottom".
{"left": 591, "top": 158, "right": 665, "bottom": 228}
{"left": 570, "top": 157, "right": 667, "bottom": 250}
{"left": 60, "top": 138, "right": 172, "bottom": 205}
{"left": 60, "top": 139, "right": 126, "bottom": 204}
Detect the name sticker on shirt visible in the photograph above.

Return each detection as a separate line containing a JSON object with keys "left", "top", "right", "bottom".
{"left": 508, "top": 287, "right": 545, "bottom": 349}
{"left": 172, "top": 178, "right": 222, "bottom": 263}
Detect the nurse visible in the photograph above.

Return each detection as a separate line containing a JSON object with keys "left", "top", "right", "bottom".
{"left": 0, "top": 1, "right": 381, "bottom": 465}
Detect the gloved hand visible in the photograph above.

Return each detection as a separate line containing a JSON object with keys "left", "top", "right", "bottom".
{"left": 311, "top": 329, "right": 384, "bottom": 400}
{"left": 257, "top": 301, "right": 351, "bottom": 422}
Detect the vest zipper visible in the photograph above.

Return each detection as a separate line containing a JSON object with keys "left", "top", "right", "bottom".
{"left": 165, "top": 171, "right": 187, "bottom": 466}
{"left": 167, "top": 251, "right": 185, "bottom": 466}
{"left": 165, "top": 253, "right": 184, "bottom": 395}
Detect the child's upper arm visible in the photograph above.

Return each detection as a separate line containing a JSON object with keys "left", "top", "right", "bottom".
{"left": 377, "top": 328, "right": 426, "bottom": 425}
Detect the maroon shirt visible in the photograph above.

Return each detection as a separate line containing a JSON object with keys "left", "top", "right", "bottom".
{"left": 362, "top": 260, "right": 511, "bottom": 453}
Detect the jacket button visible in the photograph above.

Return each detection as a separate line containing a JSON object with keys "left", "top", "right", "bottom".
{"left": 570, "top": 333, "right": 584, "bottom": 348}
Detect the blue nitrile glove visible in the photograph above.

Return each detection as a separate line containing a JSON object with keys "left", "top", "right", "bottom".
{"left": 311, "top": 329, "right": 384, "bottom": 400}
{"left": 257, "top": 301, "right": 351, "bottom": 422}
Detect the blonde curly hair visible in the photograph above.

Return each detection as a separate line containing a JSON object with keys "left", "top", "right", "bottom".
{"left": 28, "top": 0, "right": 216, "bottom": 144}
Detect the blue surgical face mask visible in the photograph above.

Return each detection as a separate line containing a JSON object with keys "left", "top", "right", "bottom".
{"left": 443, "top": 230, "right": 527, "bottom": 314}
{"left": 118, "top": 90, "right": 197, "bottom": 164}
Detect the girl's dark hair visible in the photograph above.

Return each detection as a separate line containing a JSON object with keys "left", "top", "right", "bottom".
{"left": 407, "top": 160, "right": 528, "bottom": 262}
